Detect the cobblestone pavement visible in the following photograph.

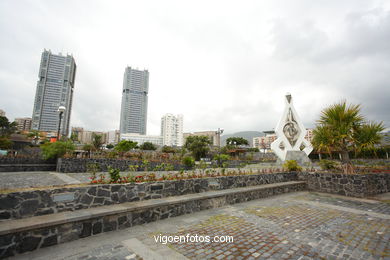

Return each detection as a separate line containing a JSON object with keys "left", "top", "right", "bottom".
{"left": 12, "top": 192, "right": 390, "bottom": 260}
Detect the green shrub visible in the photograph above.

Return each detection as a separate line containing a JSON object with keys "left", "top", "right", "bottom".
{"left": 318, "top": 159, "right": 338, "bottom": 170}
{"left": 283, "top": 160, "right": 302, "bottom": 172}
{"left": 86, "top": 163, "right": 100, "bottom": 180}
{"left": 41, "top": 141, "right": 75, "bottom": 160}
{"left": 182, "top": 156, "right": 195, "bottom": 169}
{"left": 108, "top": 166, "right": 121, "bottom": 183}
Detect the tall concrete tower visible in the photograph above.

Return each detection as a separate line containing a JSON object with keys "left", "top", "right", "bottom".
{"left": 32, "top": 50, "right": 76, "bottom": 136}
{"left": 119, "top": 67, "right": 149, "bottom": 134}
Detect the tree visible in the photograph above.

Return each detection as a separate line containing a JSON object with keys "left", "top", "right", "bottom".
{"left": 0, "top": 137, "right": 13, "bottom": 149}
{"left": 92, "top": 134, "right": 104, "bottom": 150}
{"left": 162, "top": 145, "right": 176, "bottom": 153}
{"left": 114, "top": 140, "right": 138, "bottom": 152}
{"left": 213, "top": 154, "right": 230, "bottom": 167}
{"left": 185, "top": 135, "right": 212, "bottom": 161}
{"left": 226, "top": 137, "right": 249, "bottom": 146}
{"left": 106, "top": 143, "right": 114, "bottom": 149}
{"left": 139, "top": 142, "right": 157, "bottom": 150}
{"left": 312, "top": 101, "right": 384, "bottom": 170}
{"left": 70, "top": 132, "right": 79, "bottom": 143}
{"left": 41, "top": 141, "right": 75, "bottom": 160}
{"left": 0, "top": 116, "right": 17, "bottom": 137}
{"left": 27, "top": 130, "right": 44, "bottom": 145}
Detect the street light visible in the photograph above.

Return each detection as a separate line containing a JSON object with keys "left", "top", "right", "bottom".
{"left": 57, "top": 106, "right": 66, "bottom": 141}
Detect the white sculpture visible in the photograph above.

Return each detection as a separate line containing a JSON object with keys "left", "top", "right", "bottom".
{"left": 271, "top": 93, "right": 313, "bottom": 161}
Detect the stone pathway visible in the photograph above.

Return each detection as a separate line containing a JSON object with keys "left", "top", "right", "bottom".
{"left": 11, "top": 192, "right": 390, "bottom": 260}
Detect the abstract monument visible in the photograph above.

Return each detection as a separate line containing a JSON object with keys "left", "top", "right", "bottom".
{"left": 271, "top": 93, "right": 313, "bottom": 164}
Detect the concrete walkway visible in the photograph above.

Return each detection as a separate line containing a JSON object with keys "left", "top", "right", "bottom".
{"left": 10, "top": 192, "right": 390, "bottom": 260}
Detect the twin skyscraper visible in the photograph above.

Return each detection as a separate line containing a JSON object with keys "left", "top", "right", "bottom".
{"left": 31, "top": 50, "right": 150, "bottom": 137}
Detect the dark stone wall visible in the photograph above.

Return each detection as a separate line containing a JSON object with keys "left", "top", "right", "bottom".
{"left": 0, "top": 158, "right": 56, "bottom": 172}
{"left": 302, "top": 172, "right": 390, "bottom": 197}
{"left": 0, "top": 172, "right": 298, "bottom": 221}
{"left": 0, "top": 182, "right": 305, "bottom": 258}
{"left": 56, "top": 158, "right": 261, "bottom": 173}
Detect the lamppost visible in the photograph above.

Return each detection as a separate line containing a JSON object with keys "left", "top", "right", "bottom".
{"left": 57, "top": 106, "right": 66, "bottom": 141}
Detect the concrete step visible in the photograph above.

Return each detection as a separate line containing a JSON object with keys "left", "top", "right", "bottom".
{"left": 0, "top": 181, "right": 306, "bottom": 258}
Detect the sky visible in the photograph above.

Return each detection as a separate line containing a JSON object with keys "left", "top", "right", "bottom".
{"left": 0, "top": 0, "right": 389, "bottom": 135}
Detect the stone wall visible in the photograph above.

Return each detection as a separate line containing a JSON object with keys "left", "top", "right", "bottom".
{"left": 56, "top": 158, "right": 261, "bottom": 173}
{"left": 0, "top": 157, "right": 56, "bottom": 172}
{"left": 0, "top": 182, "right": 305, "bottom": 258}
{"left": 0, "top": 172, "right": 298, "bottom": 220}
{"left": 302, "top": 172, "right": 390, "bottom": 198}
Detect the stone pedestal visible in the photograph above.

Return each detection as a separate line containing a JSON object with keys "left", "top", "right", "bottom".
{"left": 277, "top": 151, "right": 312, "bottom": 166}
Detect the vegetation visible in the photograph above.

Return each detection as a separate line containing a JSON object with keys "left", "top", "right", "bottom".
{"left": 92, "top": 134, "right": 104, "bottom": 150}
{"left": 162, "top": 145, "right": 176, "bottom": 153}
{"left": 107, "top": 166, "right": 121, "bottom": 183}
{"left": 114, "top": 140, "right": 138, "bottom": 152}
{"left": 106, "top": 143, "right": 114, "bottom": 149}
{"left": 318, "top": 159, "right": 338, "bottom": 170}
{"left": 312, "top": 101, "right": 384, "bottom": 172}
{"left": 41, "top": 141, "right": 75, "bottom": 160}
{"left": 0, "top": 116, "right": 16, "bottom": 150}
{"left": 182, "top": 156, "right": 195, "bottom": 169}
{"left": 213, "top": 154, "right": 230, "bottom": 167}
{"left": 283, "top": 160, "right": 302, "bottom": 172}
{"left": 27, "top": 130, "right": 44, "bottom": 145}
{"left": 226, "top": 137, "right": 249, "bottom": 146}
{"left": 0, "top": 137, "right": 13, "bottom": 149}
{"left": 0, "top": 116, "right": 17, "bottom": 137}
{"left": 139, "top": 142, "right": 157, "bottom": 151}
{"left": 86, "top": 163, "right": 101, "bottom": 181}
{"left": 185, "top": 135, "right": 212, "bottom": 161}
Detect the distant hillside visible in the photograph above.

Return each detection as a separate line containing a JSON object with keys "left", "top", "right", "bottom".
{"left": 221, "top": 131, "right": 264, "bottom": 147}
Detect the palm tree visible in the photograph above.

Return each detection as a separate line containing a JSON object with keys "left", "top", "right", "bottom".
{"left": 313, "top": 101, "right": 384, "bottom": 172}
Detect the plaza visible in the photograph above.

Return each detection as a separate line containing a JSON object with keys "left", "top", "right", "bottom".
{"left": 9, "top": 191, "right": 390, "bottom": 260}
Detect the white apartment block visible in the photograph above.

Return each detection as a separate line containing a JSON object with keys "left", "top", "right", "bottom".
{"left": 161, "top": 114, "right": 183, "bottom": 146}
{"left": 120, "top": 133, "right": 163, "bottom": 146}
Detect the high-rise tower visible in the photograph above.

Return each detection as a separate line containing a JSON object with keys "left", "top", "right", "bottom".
{"left": 120, "top": 67, "right": 149, "bottom": 134}
{"left": 32, "top": 50, "right": 76, "bottom": 136}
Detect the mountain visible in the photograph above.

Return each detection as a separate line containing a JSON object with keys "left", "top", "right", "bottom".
{"left": 221, "top": 131, "right": 265, "bottom": 147}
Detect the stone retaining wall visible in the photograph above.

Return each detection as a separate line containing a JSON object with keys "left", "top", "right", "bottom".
{"left": 0, "top": 182, "right": 305, "bottom": 258}
{"left": 0, "top": 173, "right": 298, "bottom": 221}
{"left": 56, "top": 158, "right": 260, "bottom": 173}
{"left": 302, "top": 172, "right": 390, "bottom": 197}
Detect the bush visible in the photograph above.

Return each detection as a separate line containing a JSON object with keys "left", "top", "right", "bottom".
{"left": 318, "top": 159, "right": 338, "bottom": 170}
{"left": 283, "top": 160, "right": 302, "bottom": 172}
{"left": 41, "top": 141, "right": 75, "bottom": 160}
{"left": 182, "top": 156, "right": 195, "bottom": 169}
{"left": 108, "top": 166, "right": 121, "bottom": 183}
{"left": 213, "top": 154, "right": 230, "bottom": 167}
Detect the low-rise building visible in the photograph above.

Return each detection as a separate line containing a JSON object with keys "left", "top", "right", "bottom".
{"left": 120, "top": 133, "right": 163, "bottom": 146}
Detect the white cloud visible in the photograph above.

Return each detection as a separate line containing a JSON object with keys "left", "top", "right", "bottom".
{"left": 0, "top": 0, "right": 389, "bottom": 136}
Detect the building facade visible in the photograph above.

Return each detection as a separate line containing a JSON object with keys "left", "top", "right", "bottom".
{"left": 0, "top": 109, "right": 5, "bottom": 117}
{"left": 253, "top": 129, "right": 313, "bottom": 152}
{"left": 107, "top": 130, "right": 120, "bottom": 144}
{"left": 183, "top": 131, "right": 220, "bottom": 146}
{"left": 14, "top": 117, "right": 32, "bottom": 132}
{"left": 120, "top": 133, "right": 163, "bottom": 146}
{"left": 161, "top": 114, "right": 183, "bottom": 146}
{"left": 119, "top": 67, "right": 149, "bottom": 135}
{"left": 32, "top": 50, "right": 76, "bottom": 136}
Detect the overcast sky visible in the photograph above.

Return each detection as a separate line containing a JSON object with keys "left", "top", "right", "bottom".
{"left": 0, "top": 0, "right": 389, "bottom": 135}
